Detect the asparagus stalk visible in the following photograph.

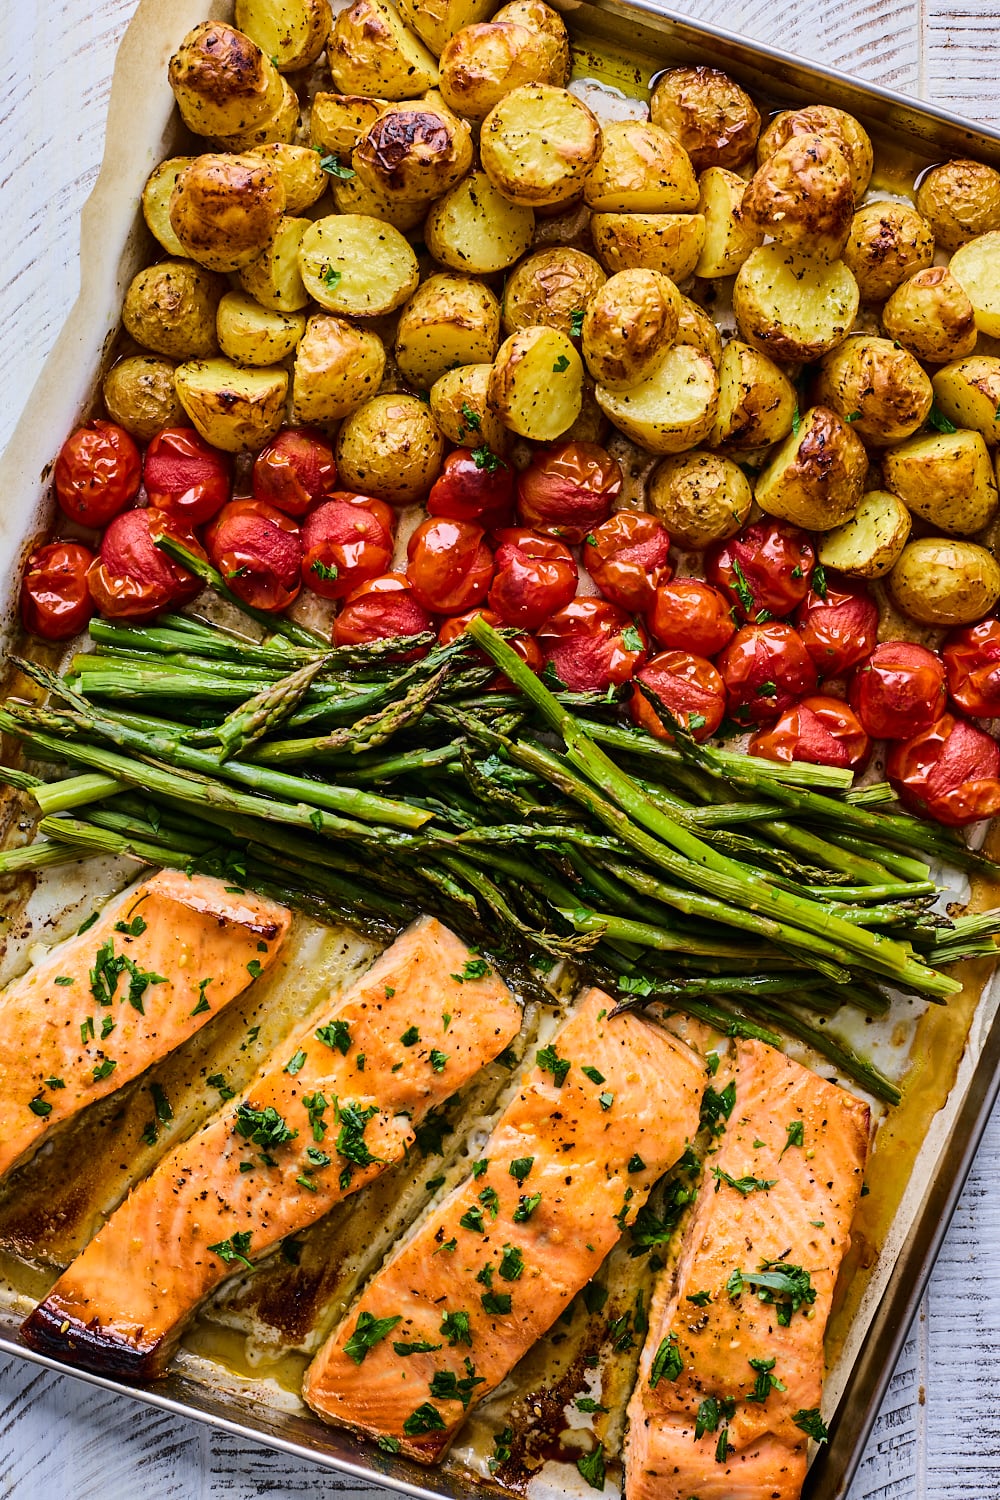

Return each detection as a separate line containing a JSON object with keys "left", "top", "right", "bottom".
{"left": 152, "top": 533, "right": 327, "bottom": 647}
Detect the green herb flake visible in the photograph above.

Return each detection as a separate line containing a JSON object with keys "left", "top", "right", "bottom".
{"left": 489, "top": 1426, "right": 513, "bottom": 1473}
{"left": 80, "top": 1017, "right": 95, "bottom": 1045}
{"left": 712, "top": 1168, "right": 777, "bottom": 1196}
{"left": 812, "top": 560, "right": 827, "bottom": 599}
{"left": 650, "top": 1333, "right": 683, "bottom": 1387}
{"left": 334, "top": 1099, "right": 381, "bottom": 1186}
{"left": 499, "top": 1244, "right": 524, "bottom": 1281}
{"left": 77, "top": 910, "right": 99, "bottom": 934}
{"left": 700, "top": 1080, "right": 736, "bottom": 1136}
{"left": 575, "top": 1397, "right": 607, "bottom": 1413}
{"left": 730, "top": 557, "right": 756, "bottom": 616}
{"left": 581, "top": 1065, "right": 605, "bottom": 1084}
{"left": 376, "top": 1435, "right": 402, "bottom": 1454}
{"left": 472, "top": 445, "right": 505, "bottom": 474}
{"left": 393, "top": 1338, "right": 442, "bottom": 1356}
{"left": 583, "top": 1282, "right": 608, "bottom": 1315}
{"left": 576, "top": 1442, "right": 606, "bottom": 1491}
{"left": 781, "top": 1120, "right": 805, "bottom": 1156}
{"left": 151, "top": 1082, "right": 173, "bottom": 1123}
{"left": 92, "top": 1058, "right": 117, "bottom": 1082}
{"left": 513, "top": 1192, "right": 542, "bottom": 1223}
{"left": 686, "top": 1290, "right": 712, "bottom": 1307}
{"left": 385, "top": 985, "right": 395, "bottom": 998}
{"left": 285, "top": 1048, "right": 307, "bottom": 1076}
{"left": 344, "top": 1309, "right": 403, "bottom": 1364}
{"left": 401, "top": 1025, "right": 420, "bottom": 1047}
{"left": 311, "top": 559, "right": 339, "bottom": 583}
{"left": 28, "top": 1095, "right": 52, "bottom": 1117}
{"left": 430, "top": 1359, "right": 485, "bottom": 1408}
{"left": 747, "top": 1354, "right": 786, "bottom": 1403}
{"left": 460, "top": 401, "right": 482, "bottom": 433}
{"left": 481, "top": 1290, "right": 513, "bottom": 1315}
{"left": 318, "top": 152, "right": 355, "bottom": 179}
{"left": 317, "top": 1020, "right": 351, "bottom": 1055}
{"left": 439, "top": 1309, "right": 472, "bottom": 1347}
{"left": 536, "top": 1043, "right": 570, "bottom": 1087}
{"left": 114, "top": 915, "right": 147, "bottom": 937}
{"left": 472, "top": 1158, "right": 489, "bottom": 1179}
{"left": 552, "top": 354, "right": 571, "bottom": 373}
{"left": 734, "top": 1261, "right": 816, "bottom": 1325}
{"left": 190, "top": 976, "right": 213, "bottom": 1016}
{"left": 621, "top": 624, "right": 644, "bottom": 653}
{"left": 54, "top": 975, "right": 74, "bottom": 987}
{"left": 569, "top": 308, "right": 585, "bottom": 337}
{"left": 791, "top": 406, "right": 801, "bottom": 437}
{"left": 322, "top": 265, "right": 343, "bottom": 290}
{"left": 460, "top": 1204, "right": 485, "bottom": 1233}
{"left": 509, "top": 1156, "right": 534, "bottom": 1183}
{"left": 598, "top": 1091, "right": 614, "bottom": 1111}
{"left": 100, "top": 1015, "right": 116, "bottom": 1040}
{"left": 208, "top": 1230, "right": 253, "bottom": 1271}
{"left": 207, "top": 1073, "right": 235, "bottom": 1101}
{"left": 429, "top": 1048, "right": 448, "bottom": 1073}
{"left": 247, "top": 958, "right": 264, "bottom": 980}
{"left": 793, "top": 1407, "right": 829, "bottom": 1443}
{"left": 403, "top": 1403, "right": 446, "bottom": 1437}
{"left": 454, "top": 956, "right": 491, "bottom": 982}
{"left": 234, "top": 1102, "right": 297, "bottom": 1151}
{"left": 927, "top": 402, "right": 957, "bottom": 434}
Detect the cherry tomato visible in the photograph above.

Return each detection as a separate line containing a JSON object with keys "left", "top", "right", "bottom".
{"left": 252, "top": 426, "right": 338, "bottom": 517}
{"left": 887, "top": 713, "right": 1000, "bottom": 826}
{"left": 333, "top": 572, "right": 433, "bottom": 656}
{"left": 406, "top": 517, "right": 495, "bottom": 615}
{"left": 302, "top": 493, "right": 395, "bottom": 601}
{"left": 716, "top": 621, "right": 818, "bottom": 724}
{"left": 488, "top": 527, "right": 578, "bottom": 630}
{"left": 143, "top": 427, "right": 232, "bottom": 525}
{"left": 205, "top": 498, "right": 302, "bottom": 612}
{"left": 943, "top": 618, "right": 1000, "bottom": 718}
{"left": 749, "top": 695, "right": 871, "bottom": 771}
{"left": 87, "top": 510, "right": 204, "bottom": 622}
{"left": 848, "top": 641, "right": 947, "bottom": 740}
{"left": 582, "top": 511, "right": 672, "bottom": 612}
{"left": 630, "top": 650, "right": 726, "bottom": 742}
{"left": 706, "top": 520, "right": 815, "bottom": 623}
{"left": 517, "top": 441, "right": 622, "bottom": 543}
{"left": 647, "top": 578, "right": 736, "bottom": 658}
{"left": 537, "top": 598, "right": 648, "bottom": 692}
{"left": 794, "top": 573, "right": 879, "bottom": 677}
{"left": 20, "top": 541, "right": 96, "bottom": 640}
{"left": 438, "top": 607, "right": 543, "bottom": 688}
{"left": 54, "top": 420, "right": 141, "bottom": 527}
{"left": 426, "top": 448, "right": 515, "bottom": 529}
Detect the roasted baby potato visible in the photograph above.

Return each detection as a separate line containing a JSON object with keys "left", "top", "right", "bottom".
{"left": 889, "top": 537, "right": 1000, "bottom": 626}
{"left": 425, "top": 169, "right": 535, "bottom": 273}
{"left": 756, "top": 105, "right": 873, "bottom": 197}
{"left": 648, "top": 450, "right": 752, "bottom": 548}
{"left": 676, "top": 295, "right": 722, "bottom": 366}
{"left": 915, "top": 158, "right": 1000, "bottom": 252}
{"left": 329, "top": 168, "right": 428, "bottom": 232}
{"left": 814, "top": 335, "right": 934, "bottom": 446}
{"left": 492, "top": 1, "right": 570, "bottom": 82}
{"left": 817, "top": 488, "right": 912, "bottom": 578}
{"left": 949, "top": 231, "right": 1000, "bottom": 337}
{"left": 882, "top": 266, "right": 978, "bottom": 363}
{"left": 354, "top": 98, "right": 473, "bottom": 203}
{"left": 502, "top": 247, "right": 606, "bottom": 337}
{"left": 480, "top": 84, "right": 602, "bottom": 207}
{"left": 237, "top": 215, "right": 311, "bottom": 311}
{"left": 842, "top": 200, "right": 935, "bottom": 305}
{"left": 754, "top": 405, "right": 868, "bottom": 529}
{"left": 310, "top": 93, "right": 386, "bottom": 159}
{"left": 168, "top": 21, "right": 283, "bottom": 138}
{"left": 210, "top": 74, "right": 300, "bottom": 152}
{"left": 234, "top": 0, "right": 332, "bottom": 72}
{"left": 250, "top": 143, "right": 327, "bottom": 213}
{"left": 142, "top": 158, "right": 196, "bottom": 259}
{"left": 695, "top": 166, "right": 763, "bottom": 278}
{"left": 932, "top": 356, "right": 1000, "bottom": 445}
{"left": 396, "top": 0, "right": 495, "bottom": 56}
{"left": 102, "top": 356, "right": 185, "bottom": 442}
{"left": 299, "top": 214, "right": 419, "bottom": 316}
{"left": 335, "top": 394, "right": 446, "bottom": 503}
{"left": 174, "top": 358, "right": 288, "bottom": 451}
{"left": 216, "top": 290, "right": 305, "bottom": 366}
{"left": 590, "top": 212, "right": 706, "bottom": 281}
{"left": 649, "top": 66, "right": 760, "bottom": 171}
{"left": 328, "top": 0, "right": 439, "bottom": 99}
{"left": 488, "top": 326, "right": 584, "bottom": 439}
{"left": 883, "top": 429, "right": 999, "bottom": 535}
{"left": 581, "top": 269, "right": 680, "bottom": 390}
{"left": 429, "top": 363, "right": 510, "bottom": 453}
{"left": 595, "top": 343, "right": 719, "bottom": 454}
{"left": 291, "top": 314, "right": 386, "bottom": 426}
{"left": 439, "top": 22, "right": 559, "bottom": 122}
{"left": 710, "top": 339, "right": 796, "bottom": 451}
{"left": 395, "top": 274, "right": 501, "bottom": 389}
{"left": 739, "top": 133, "right": 855, "bottom": 262}
{"left": 583, "top": 121, "right": 699, "bottom": 213}
{"left": 122, "top": 260, "right": 225, "bottom": 360}
{"left": 733, "top": 246, "right": 859, "bottom": 363}
{"left": 169, "top": 154, "right": 286, "bottom": 273}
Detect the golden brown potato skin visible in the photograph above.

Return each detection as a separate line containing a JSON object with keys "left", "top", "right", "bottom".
{"left": 250, "top": 143, "right": 327, "bottom": 213}
{"left": 710, "top": 339, "right": 796, "bottom": 451}
{"left": 676, "top": 296, "right": 722, "bottom": 365}
{"left": 739, "top": 133, "right": 854, "bottom": 261}
{"left": 354, "top": 100, "right": 473, "bottom": 204}
{"left": 480, "top": 84, "right": 603, "bottom": 207}
{"left": 168, "top": 22, "right": 281, "bottom": 138}
{"left": 882, "top": 265, "right": 979, "bottom": 364}
{"left": 590, "top": 212, "right": 706, "bottom": 281}
{"left": 102, "top": 356, "right": 185, "bottom": 441}
{"left": 818, "top": 488, "right": 912, "bottom": 578}
{"left": 493, "top": 0, "right": 570, "bottom": 81}
{"left": 649, "top": 66, "right": 760, "bottom": 171}
{"left": 122, "top": 260, "right": 226, "bottom": 360}
{"left": 394, "top": 272, "right": 501, "bottom": 389}
{"left": 430, "top": 362, "right": 510, "bottom": 453}
{"left": 889, "top": 537, "right": 1000, "bottom": 626}
{"left": 932, "top": 356, "right": 1000, "bottom": 445}
{"left": 502, "top": 247, "right": 606, "bottom": 336}
{"left": 174, "top": 358, "right": 288, "bottom": 452}
{"left": 754, "top": 405, "right": 869, "bottom": 529}
{"left": 842, "top": 200, "right": 936, "bottom": 304}
{"left": 756, "top": 106, "right": 873, "bottom": 197}
{"left": 915, "top": 158, "right": 1000, "bottom": 252}
{"left": 488, "top": 327, "right": 584, "bottom": 440}
{"left": 439, "top": 23, "right": 556, "bottom": 122}
{"left": 292, "top": 315, "right": 386, "bottom": 427}
{"left": 583, "top": 121, "right": 699, "bottom": 213}
{"left": 336, "top": 394, "right": 446, "bottom": 504}
{"left": 648, "top": 450, "right": 752, "bottom": 548}
{"left": 814, "top": 335, "right": 934, "bottom": 446}
{"left": 883, "top": 430, "right": 999, "bottom": 535}
{"left": 327, "top": 0, "right": 440, "bottom": 99}
{"left": 169, "top": 154, "right": 286, "bottom": 273}
{"left": 581, "top": 269, "right": 680, "bottom": 390}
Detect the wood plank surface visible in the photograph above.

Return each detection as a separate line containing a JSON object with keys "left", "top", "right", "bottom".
{"left": 2, "top": 0, "right": 1000, "bottom": 1495}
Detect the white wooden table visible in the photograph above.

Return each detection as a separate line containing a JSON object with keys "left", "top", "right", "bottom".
{"left": 3, "top": 2, "right": 1000, "bottom": 1496}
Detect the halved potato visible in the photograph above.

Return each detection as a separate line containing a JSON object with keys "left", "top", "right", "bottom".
{"left": 330, "top": 168, "right": 428, "bottom": 232}
{"left": 754, "top": 405, "right": 868, "bottom": 529}
{"left": 502, "top": 247, "right": 606, "bottom": 337}
{"left": 756, "top": 105, "right": 873, "bottom": 198}
{"left": 710, "top": 339, "right": 796, "bottom": 451}
{"left": 122, "top": 260, "right": 225, "bottom": 360}
{"left": 292, "top": 314, "right": 386, "bottom": 426}
{"left": 168, "top": 22, "right": 282, "bottom": 138}
{"left": 590, "top": 212, "right": 706, "bottom": 281}
{"left": 814, "top": 335, "right": 934, "bottom": 446}
{"left": 732, "top": 245, "right": 859, "bottom": 363}
{"left": 328, "top": 0, "right": 440, "bottom": 99}
{"left": 298, "top": 214, "right": 419, "bottom": 316}
{"left": 217, "top": 290, "right": 305, "bottom": 366}
{"left": 480, "top": 85, "right": 603, "bottom": 207}
{"left": 354, "top": 98, "right": 473, "bottom": 204}
{"left": 883, "top": 429, "right": 999, "bottom": 535}
{"left": 395, "top": 274, "right": 501, "bottom": 389}
{"left": 739, "top": 133, "right": 854, "bottom": 262}
{"left": 581, "top": 269, "right": 680, "bottom": 390}
{"left": 336, "top": 394, "right": 446, "bottom": 503}
{"left": 648, "top": 450, "right": 752, "bottom": 548}
{"left": 491, "top": 1, "right": 570, "bottom": 81}
{"left": 237, "top": 215, "right": 311, "bottom": 311}
{"left": 425, "top": 169, "right": 535, "bottom": 273}
{"left": 250, "top": 143, "right": 327, "bottom": 212}
{"left": 439, "top": 23, "right": 558, "bottom": 122}
{"left": 142, "top": 158, "right": 195, "bottom": 258}
{"left": 915, "top": 159, "right": 1000, "bottom": 252}
{"left": 430, "top": 363, "right": 510, "bottom": 453}
{"left": 882, "top": 266, "right": 978, "bottom": 364}
{"left": 174, "top": 358, "right": 288, "bottom": 451}
{"left": 949, "top": 231, "right": 1000, "bottom": 337}
{"left": 583, "top": 121, "right": 699, "bottom": 213}
{"left": 103, "top": 356, "right": 185, "bottom": 442}
{"left": 842, "top": 200, "right": 935, "bottom": 305}
{"left": 677, "top": 295, "right": 722, "bottom": 365}
{"left": 695, "top": 166, "right": 762, "bottom": 278}
{"left": 488, "top": 327, "right": 584, "bottom": 439}
{"left": 234, "top": 0, "right": 332, "bottom": 72}
{"left": 889, "top": 537, "right": 1000, "bottom": 626}
{"left": 932, "top": 356, "right": 1000, "bottom": 445}
{"left": 310, "top": 93, "right": 386, "bottom": 158}
{"left": 595, "top": 343, "right": 718, "bottom": 454}
{"left": 397, "top": 0, "right": 495, "bottom": 56}
{"left": 817, "top": 488, "right": 912, "bottom": 578}
{"left": 169, "top": 154, "right": 286, "bottom": 273}
{"left": 649, "top": 66, "right": 760, "bottom": 172}
{"left": 209, "top": 75, "right": 300, "bottom": 152}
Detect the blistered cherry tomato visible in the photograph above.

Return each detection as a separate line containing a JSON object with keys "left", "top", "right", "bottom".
{"left": 943, "top": 619, "right": 1000, "bottom": 718}
{"left": 488, "top": 527, "right": 578, "bottom": 630}
{"left": 54, "top": 420, "right": 141, "bottom": 527}
{"left": 20, "top": 541, "right": 96, "bottom": 640}
{"left": 438, "top": 607, "right": 543, "bottom": 688}
{"left": 537, "top": 598, "right": 648, "bottom": 692}
{"left": 333, "top": 572, "right": 433, "bottom": 656}
{"left": 647, "top": 578, "right": 736, "bottom": 658}
{"left": 144, "top": 427, "right": 232, "bottom": 525}
{"left": 583, "top": 511, "right": 672, "bottom": 612}
{"left": 716, "top": 621, "right": 818, "bottom": 724}
{"left": 205, "top": 498, "right": 302, "bottom": 612}
{"left": 517, "top": 441, "right": 622, "bottom": 543}
{"left": 87, "top": 510, "right": 203, "bottom": 622}
{"left": 406, "top": 517, "right": 494, "bottom": 615}
{"left": 427, "top": 448, "right": 515, "bottom": 529}
{"left": 887, "top": 713, "right": 1000, "bottom": 826}
{"left": 302, "top": 493, "right": 395, "bottom": 601}
{"left": 849, "top": 641, "right": 947, "bottom": 740}
{"left": 707, "top": 520, "right": 815, "bottom": 623}
{"left": 252, "top": 426, "right": 338, "bottom": 517}
{"left": 794, "top": 574, "right": 879, "bottom": 677}
{"left": 750, "top": 695, "right": 871, "bottom": 771}
{"left": 630, "top": 650, "right": 725, "bottom": 742}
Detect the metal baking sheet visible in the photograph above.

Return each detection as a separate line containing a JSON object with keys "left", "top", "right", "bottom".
{"left": 4, "top": 4, "right": 1000, "bottom": 1498}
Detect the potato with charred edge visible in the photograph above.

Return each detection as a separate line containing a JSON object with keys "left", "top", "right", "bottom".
{"left": 756, "top": 105, "right": 873, "bottom": 197}
{"left": 395, "top": 273, "right": 501, "bottom": 390}
{"left": 298, "top": 214, "right": 419, "bottom": 316}
{"left": 250, "top": 144, "right": 327, "bottom": 213}
{"left": 883, "top": 430, "right": 999, "bottom": 536}
{"left": 583, "top": 121, "right": 699, "bottom": 213}
{"left": 329, "top": 170, "right": 427, "bottom": 232}
{"left": 234, "top": 0, "right": 332, "bottom": 72}
{"left": 489, "top": 327, "right": 584, "bottom": 440}
{"left": 123, "top": 260, "right": 226, "bottom": 360}
{"left": 354, "top": 98, "right": 473, "bottom": 204}
{"left": 814, "top": 336, "right": 934, "bottom": 446}
{"left": 292, "top": 315, "right": 386, "bottom": 426}
{"left": 396, "top": 0, "right": 495, "bottom": 56}
{"left": 493, "top": 1, "right": 569, "bottom": 81}
{"left": 439, "top": 23, "right": 559, "bottom": 122}
{"left": 426, "top": 170, "right": 535, "bottom": 273}
{"left": 915, "top": 158, "right": 1000, "bottom": 252}
{"left": 210, "top": 75, "right": 300, "bottom": 152}
{"left": 216, "top": 291, "right": 305, "bottom": 366}
{"left": 591, "top": 212, "right": 706, "bottom": 281}
{"left": 310, "top": 93, "right": 386, "bottom": 159}
{"left": 595, "top": 344, "right": 719, "bottom": 455}
{"left": 649, "top": 65, "right": 760, "bottom": 171}
{"left": 328, "top": 0, "right": 439, "bottom": 99}
{"left": 103, "top": 357, "right": 185, "bottom": 442}
{"left": 933, "top": 357, "right": 1000, "bottom": 444}
{"left": 677, "top": 296, "right": 722, "bottom": 365}
{"left": 740, "top": 133, "right": 854, "bottom": 262}
{"left": 950, "top": 231, "right": 1000, "bottom": 337}
{"left": 648, "top": 450, "right": 752, "bottom": 548}
{"left": 480, "top": 84, "right": 602, "bottom": 207}
{"left": 890, "top": 538, "right": 1000, "bottom": 626}
{"left": 696, "top": 166, "right": 763, "bottom": 277}
{"left": 818, "top": 489, "right": 912, "bottom": 578}
{"left": 581, "top": 269, "right": 680, "bottom": 390}
{"left": 843, "top": 200, "right": 935, "bottom": 304}
{"left": 175, "top": 359, "right": 288, "bottom": 452}
{"left": 710, "top": 339, "right": 796, "bottom": 451}
{"left": 169, "top": 154, "right": 286, "bottom": 273}
{"left": 754, "top": 405, "right": 868, "bottom": 530}
{"left": 502, "top": 247, "right": 606, "bottom": 337}
{"left": 238, "top": 216, "right": 310, "bottom": 312}
{"left": 168, "top": 21, "right": 283, "bottom": 138}
{"left": 336, "top": 394, "right": 446, "bottom": 504}
{"left": 882, "top": 266, "right": 978, "bottom": 363}
{"left": 733, "top": 246, "right": 859, "bottom": 363}
{"left": 430, "top": 363, "right": 510, "bottom": 453}
{"left": 142, "top": 158, "right": 195, "bottom": 258}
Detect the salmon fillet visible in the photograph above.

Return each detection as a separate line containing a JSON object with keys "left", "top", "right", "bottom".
{"left": 625, "top": 1038, "right": 871, "bottom": 1500}
{"left": 0, "top": 870, "right": 291, "bottom": 1181}
{"left": 302, "top": 987, "right": 705, "bottom": 1463}
{"left": 21, "top": 917, "right": 520, "bottom": 1380}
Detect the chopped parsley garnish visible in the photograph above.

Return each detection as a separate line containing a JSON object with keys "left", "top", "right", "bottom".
{"left": 322, "top": 265, "right": 343, "bottom": 290}
{"left": 53, "top": 975, "right": 74, "bottom": 986}
{"left": 781, "top": 1120, "right": 805, "bottom": 1155}
{"left": 575, "top": 1397, "right": 607, "bottom": 1413}
{"left": 401, "top": 1025, "right": 420, "bottom": 1047}
{"left": 472, "top": 1158, "right": 489, "bottom": 1179}
{"left": 452, "top": 957, "right": 491, "bottom": 982}
{"left": 712, "top": 1168, "right": 777, "bottom": 1196}
{"left": 334, "top": 1099, "right": 380, "bottom": 1186}
{"left": 569, "top": 308, "right": 585, "bottom": 337}
{"left": 43, "top": 1076, "right": 65, "bottom": 1090}
{"left": 729, "top": 1261, "right": 816, "bottom": 1325}
{"left": 791, "top": 406, "right": 801, "bottom": 437}
{"left": 536, "top": 1043, "right": 570, "bottom": 1087}
{"left": 513, "top": 1192, "right": 542, "bottom": 1222}
{"left": 393, "top": 1338, "right": 442, "bottom": 1356}
{"left": 151, "top": 1082, "right": 173, "bottom": 1123}
{"left": 442, "top": 1011, "right": 452, "bottom": 1032}
{"left": 479, "top": 1185, "right": 500, "bottom": 1219}
{"left": 477, "top": 1263, "right": 494, "bottom": 1288}
{"left": 598, "top": 1091, "right": 614, "bottom": 1111}
{"left": 311, "top": 559, "right": 339, "bottom": 582}
{"left": 77, "top": 910, "right": 99, "bottom": 934}
{"left": 729, "top": 558, "right": 755, "bottom": 616}
{"left": 489, "top": 1426, "right": 513, "bottom": 1473}
{"left": 190, "top": 977, "right": 212, "bottom": 1016}
{"left": 627, "top": 1153, "right": 646, "bottom": 1173}
{"left": 429, "top": 1048, "right": 448, "bottom": 1073}
{"left": 747, "top": 1354, "right": 786, "bottom": 1403}
{"left": 471, "top": 445, "right": 505, "bottom": 473}
{"left": 686, "top": 1290, "right": 712, "bottom": 1307}
{"left": 439, "top": 1310, "right": 472, "bottom": 1347}
{"left": 716, "top": 1429, "right": 730, "bottom": 1464}
{"left": 459, "top": 401, "right": 482, "bottom": 433}
{"left": 650, "top": 1333, "right": 683, "bottom": 1387}
{"left": 285, "top": 1049, "right": 307, "bottom": 1075}
{"left": 403, "top": 1403, "right": 446, "bottom": 1436}
{"left": 499, "top": 1244, "right": 523, "bottom": 1280}
{"left": 207, "top": 1073, "right": 235, "bottom": 1101}
{"left": 317, "top": 152, "right": 355, "bottom": 179}
{"left": 581, "top": 1065, "right": 605, "bottom": 1084}
{"left": 301, "top": 1091, "right": 329, "bottom": 1143}
{"left": 114, "top": 915, "right": 147, "bottom": 937}
{"left": 460, "top": 1205, "right": 485, "bottom": 1233}
{"left": 246, "top": 958, "right": 263, "bottom": 980}
{"left": 385, "top": 985, "right": 395, "bottom": 998}
{"left": 621, "top": 625, "right": 644, "bottom": 653}
{"left": 812, "top": 561, "right": 827, "bottom": 598}
{"left": 700, "top": 1080, "right": 736, "bottom": 1136}
{"left": 296, "top": 1173, "right": 318, "bottom": 1191}
{"left": 430, "top": 1359, "right": 485, "bottom": 1408}
{"left": 80, "top": 1016, "right": 95, "bottom": 1044}
{"left": 756, "top": 680, "right": 777, "bottom": 698}
{"left": 481, "top": 1290, "right": 513, "bottom": 1315}
{"left": 377, "top": 1436, "right": 401, "bottom": 1454}
{"left": 101, "top": 1015, "right": 116, "bottom": 1040}
{"left": 793, "top": 1407, "right": 829, "bottom": 1443}
{"left": 845, "top": 410, "right": 862, "bottom": 422}
{"left": 208, "top": 1230, "right": 253, "bottom": 1271}
{"left": 927, "top": 402, "right": 957, "bottom": 434}
{"left": 552, "top": 354, "right": 571, "bottom": 373}
{"left": 343, "top": 1310, "right": 402, "bottom": 1364}
{"left": 583, "top": 1282, "right": 608, "bottom": 1315}
{"left": 307, "top": 1147, "right": 331, "bottom": 1167}
{"left": 576, "top": 1442, "right": 605, "bottom": 1491}
{"left": 415, "top": 1110, "right": 451, "bottom": 1157}
{"left": 316, "top": 1020, "right": 351, "bottom": 1055}
{"left": 509, "top": 1156, "right": 534, "bottom": 1183}
{"left": 92, "top": 1058, "right": 117, "bottom": 1081}
{"left": 28, "top": 1096, "right": 52, "bottom": 1117}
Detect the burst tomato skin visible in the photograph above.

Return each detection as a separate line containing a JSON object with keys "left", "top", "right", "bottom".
{"left": 426, "top": 449, "right": 515, "bottom": 529}
{"left": 715, "top": 621, "right": 818, "bottom": 725}
{"left": 406, "top": 517, "right": 495, "bottom": 615}
{"left": 252, "top": 426, "right": 338, "bottom": 517}
{"left": 647, "top": 578, "right": 736, "bottom": 658}
{"left": 537, "top": 597, "right": 648, "bottom": 693}
{"left": 438, "top": 607, "right": 543, "bottom": 687}
{"left": 749, "top": 695, "right": 871, "bottom": 771}
{"left": 794, "top": 574, "right": 879, "bottom": 678}
{"left": 630, "top": 650, "right": 725, "bottom": 742}
{"left": 301, "top": 493, "right": 395, "bottom": 601}
{"left": 849, "top": 641, "right": 947, "bottom": 740}
{"left": 887, "top": 712, "right": 1000, "bottom": 826}
{"left": 706, "top": 520, "right": 815, "bottom": 623}
{"left": 488, "top": 527, "right": 578, "bottom": 630}
{"left": 205, "top": 498, "right": 302, "bottom": 612}
{"left": 333, "top": 572, "right": 433, "bottom": 656}
{"left": 517, "top": 441, "right": 622, "bottom": 543}
{"left": 20, "top": 541, "right": 96, "bottom": 640}
{"left": 943, "top": 619, "right": 1000, "bottom": 718}
{"left": 87, "top": 510, "right": 204, "bottom": 622}
{"left": 582, "top": 510, "right": 672, "bottom": 612}
{"left": 144, "top": 427, "right": 232, "bottom": 524}
{"left": 54, "top": 420, "right": 142, "bottom": 527}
